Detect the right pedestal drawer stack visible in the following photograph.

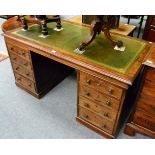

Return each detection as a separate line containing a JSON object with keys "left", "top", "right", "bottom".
{"left": 76, "top": 71, "right": 136, "bottom": 138}
{"left": 124, "top": 45, "right": 155, "bottom": 138}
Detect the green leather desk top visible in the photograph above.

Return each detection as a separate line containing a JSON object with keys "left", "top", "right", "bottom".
{"left": 12, "top": 22, "right": 146, "bottom": 74}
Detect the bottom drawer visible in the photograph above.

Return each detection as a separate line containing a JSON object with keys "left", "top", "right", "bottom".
{"left": 78, "top": 106, "right": 114, "bottom": 134}
{"left": 15, "top": 73, "right": 36, "bottom": 93}
{"left": 133, "top": 109, "right": 155, "bottom": 132}
{"left": 79, "top": 96, "right": 118, "bottom": 122}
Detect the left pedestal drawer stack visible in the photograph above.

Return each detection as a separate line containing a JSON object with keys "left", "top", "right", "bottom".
{"left": 6, "top": 41, "right": 38, "bottom": 97}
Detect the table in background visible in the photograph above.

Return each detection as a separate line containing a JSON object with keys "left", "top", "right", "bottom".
{"left": 67, "top": 15, "right": 136, "bottom": 36}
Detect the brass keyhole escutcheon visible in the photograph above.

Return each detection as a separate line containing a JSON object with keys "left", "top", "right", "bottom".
{"left": 108, "top": 88, "right": 113, "bottom": 94}
{"left": 97, "top": 82, "right": 101, "bottom": 86}
{"left": 16, "top": 67, "right": 19, "bottom": 70}
{"left": 105, "top": 100, "right": 111, "bottom": 106}
{"left": 104, "top": 112, "right": 109, "bottom": 118}
{"left": 10, "top": 47, "right": 14, "bottom": 51}
{"left": 86, "top": 79, "right": 91, "bottom": 85}
{"left": 101, "top": 124, "right": 107, "bottom": 129}
{"left": 26, "top": 73, "right": 30, "bottom": 76}
{"left": 84, "top": 103, "right": 90, "bottom": 108}
{"left": 85, "top": 92, "right": 90, "bottom": 97}
{"left": 13, "top": 57, "right": 17, "bottom": 61}
{"left": 17, "top": 77, "right": 22, "bottom": 81}
{"left": 24, "top": 63, "right": 28, "bottom": 66}
{"left": 22, "top": 52, "right": 26, "bottom": 56}
{"left": 85, "top": 115, "right": 89, "bottom": 119}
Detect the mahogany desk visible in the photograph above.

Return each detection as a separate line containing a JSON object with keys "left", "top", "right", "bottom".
{"left": 2, "top": 20, "right": 151, "bottom": 138}
{"left": 124, "top": 45, "right": 155, "bottom": 138}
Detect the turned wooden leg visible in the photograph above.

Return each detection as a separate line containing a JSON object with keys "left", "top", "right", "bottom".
{"left": 103, "top": 26, "right": 123, "bottom": 47}
{"left": 56, "top": 16, "right": 62, "bottom": 29}
{"left": 79, "top": 20, "right": 102, "bottom": 51}
{"left": 124, "top": 124, "right": 136, "bottom": 136}
{"left": 79, "top": 31, "right": 97, "bottom": 51}
{"left": 41, "top": 20, "right": 48, "bottom": 35}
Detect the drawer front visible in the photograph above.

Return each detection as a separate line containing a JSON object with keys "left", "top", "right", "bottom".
{"left": 146, "top": 28, "right": 155, "bottom": 42}
{"left": 7, "top": 43, "right": 30, "bottom": 60}
{"left": 133, "top": 110, "right": 155, "bottom": 132}
{"left": 150, "top": 17, "right": 155, "bottom": 27}
{"left": 9, "top": 51, "right": 32, "bottom": 70}
{"left": 80, "top": 72, "right": 123, "bottom": 100}
{"left": 79, "top": 96, "right": 118, "bottom": 122}
{"left": 79, "top": 85, "right": 120, "bottom": 111}
{"left": 12, "top": 62, "right": 34, "bottom": 80}
{"left": 15, "top": 73, "right": 36, "bottom": 93}
{"left": 137, "top": 96, "right": 155, "bottom": 115}
{"left": 141, "top": 80, "right": 155, "bottom": 97}
{"left": 145, "top": 67, "right": 155, "bottom": 83}
{"left": 78, "top": 106, "right": 114, "bottom": 134}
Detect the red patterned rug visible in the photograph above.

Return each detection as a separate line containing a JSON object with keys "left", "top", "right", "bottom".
{"left": 0, "top": 52, "right": 9, "bottom": 62}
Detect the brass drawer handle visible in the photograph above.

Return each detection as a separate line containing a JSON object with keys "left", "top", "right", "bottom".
{"left": 150, "top": 25, "right": 155, "bottom": 28}
{"left": 108, "top": 88, "right": 113, "bottom": 94}
{"left": 17, "top": 77, "right": 22, "bottom": 81}
{"left": 12, "top": 57, "right": 17, "bottom": 61}
{"left": 28, "top": 83, "right": 32, "bottom": 87}
{"left": 101, "top": 124, "right": 107, "bottom": 129}
{"left": 103, "top": 112, "right": 109, "bottom": 118}
{"left": 85, "top": 115, "right": 89, "bottom": 119}
{"left": 105, "top": 100, "right": 111, "bottom": 107}
{"left": 151, "top": 29, "right": 155, "bottom": 32}
{"left": 10, "top": 47, "right": 14, "bottom": 51}
{"left": 24, "top": 62, "right": 28, "bottom": 66}
{"left": 84, "top": 103, "right": 90, "bottom": 108}
{"left": 22, "top": 52, "right": 26, "bottom": 56}
{"left": 86, "top": 79, "right": 91, "bottom": 85}
{"left": 26, "top": 73, "right": 30, "bottom": 76}
{"left": 85, "top": 92, "right": 90, "bottom": 97}
{"left": 15, "top": 67, "right": 20, "bottom": 71}
{"left": 97, "top": 82, "right": 101, "bottom": 86}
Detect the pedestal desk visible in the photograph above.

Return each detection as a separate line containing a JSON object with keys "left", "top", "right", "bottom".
{"left": 2, "top": 20, "right": 151, "bottom": 138}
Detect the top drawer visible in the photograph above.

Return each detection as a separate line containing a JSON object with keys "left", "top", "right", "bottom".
{"left": 150, "top": 17, "right": 155, "bottom": 27}
{"left": 145, "top": 67, "right": 155, "bottom": 83}
{"left": 7, "top": 43, "right": 30, "bottom": 60}
{"left": 79, "top": 72, "right": 123, "bottom": 100}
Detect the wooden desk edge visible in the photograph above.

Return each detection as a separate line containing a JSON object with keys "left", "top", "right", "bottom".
{"left": 2, "top": 19, "right": 151, "bottom": 87}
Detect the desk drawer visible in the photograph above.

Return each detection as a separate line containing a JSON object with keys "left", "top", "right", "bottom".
{"left": 79, "top": 96, "right": 118, "bottom": 122}
{"left": 15, "top": 73, "right": 36, "bottom": 93}
{"left": 145, "top": 67, "right": 155, "bottom": 83}
{"left": 150, "top": 17, "right": 155, "bottom": 27}
{"left": 9, "top": 51, "right": 32, "bottom": 70}
{"left": 7, "top": 43, "right": 30, "bottom": 60}
{"left": 80, "top": 72, "right": 123, "bottom": 100}
{"left": 141, "top": 80, "right": 155, "bottom": 97}
{"left": 79, "top": 85, "right": 120, "bottom": 111}
{"left": 133, "top": 109, "right": 155, "bottom": 132}
{"left": 12, "top": 62, "right": 34, "bottom": 81}
{"left": 137, "top": 95, "right": 155, "bottom": 115}
{"left": 78, "top": 106, "right": 114, "bottom": 134}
